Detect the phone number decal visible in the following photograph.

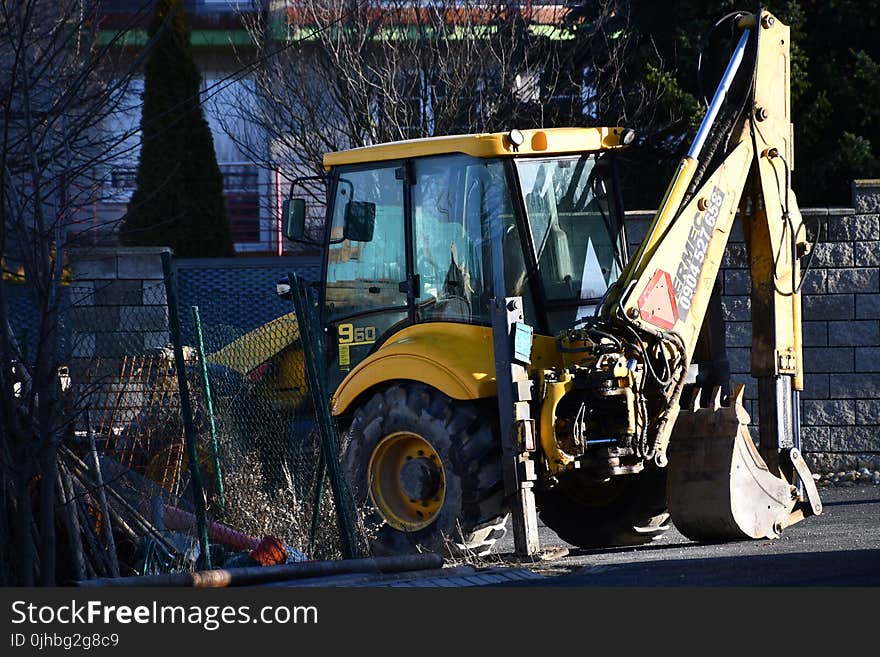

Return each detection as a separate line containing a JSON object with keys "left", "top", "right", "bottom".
{"left": 672, "top": 186, "right": 725, "bottom": 320}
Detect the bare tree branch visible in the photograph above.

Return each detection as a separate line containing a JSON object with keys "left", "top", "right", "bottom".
{"left": 0, "top": 0, "right": 152, "bottom": 585}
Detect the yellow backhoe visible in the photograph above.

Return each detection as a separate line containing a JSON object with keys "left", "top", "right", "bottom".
{"left": 232, "top": 7, "right": 822, "bottom": 556}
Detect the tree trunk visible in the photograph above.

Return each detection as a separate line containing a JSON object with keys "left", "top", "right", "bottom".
{"left": 38, "top": 442, "right": 58, "bottom": 586}
{"left": 14, "top": 470, "right": 35, "bottom": 586}
{"left": 0, "top": 472, "right": 11, "bottom": 585}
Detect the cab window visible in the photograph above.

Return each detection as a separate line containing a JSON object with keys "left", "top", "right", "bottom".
{"left": 324, "top": 165, "right": 407, "bottom": 321}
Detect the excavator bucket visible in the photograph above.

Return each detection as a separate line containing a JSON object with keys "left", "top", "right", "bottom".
{"left": 666, "top": 384, "right": 801, "bottom": 541}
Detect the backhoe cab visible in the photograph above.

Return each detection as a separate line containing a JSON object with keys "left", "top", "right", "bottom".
{"left": 289, "top": 128, "right": 631, "bottom": 382}
{"left": 277, "top": 7, "right": 821, "bottom": 556}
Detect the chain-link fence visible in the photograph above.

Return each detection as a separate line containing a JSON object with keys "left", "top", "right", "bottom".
{"left": 7, "top": 249, "right": 359, "bottom": 583}
{"left": 58, "top": 275, "right": 210, "bottom": 579}
{"left": 182, "top": 274, "right": 356, "bottom": 562}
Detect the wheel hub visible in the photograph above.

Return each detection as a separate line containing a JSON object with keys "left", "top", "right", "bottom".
{"left": 399, "top": 457, "right": 442, "bottom": 501}
{"left": 368, "top": 432, "right": 446, "bottom": 532}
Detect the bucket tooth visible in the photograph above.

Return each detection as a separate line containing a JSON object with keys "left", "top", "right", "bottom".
{"left": 710, "top": 385, "right": 723, "bottom": 411}
{"left": 667, "top": 389, "right": 797, "bottom": 542}
{"left": 730, "top": 383, "right": 746, "bottom": 407}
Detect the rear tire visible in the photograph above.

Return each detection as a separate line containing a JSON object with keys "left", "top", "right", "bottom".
{"left": 341, "top": 382, "right": 508, "bottom": 556}
{"left": 536, "top": 467, "right": 670, "bottom": 549}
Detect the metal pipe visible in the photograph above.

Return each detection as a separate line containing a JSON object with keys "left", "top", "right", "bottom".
{"left": 289, "top": 271, "right": 360, "bottom": 560}
{"left": 585, "top": 438, "right": 618, "bottom": 446}
{"left": 275, "top": 165, "right": 283, "bottom": 257}
{"left": 159, "top": 502, "right": 254, "bottom": 552}
{"left": 793, "top": 388, "right": 804, "bottom": 497}
{"left": 260, "top": 565, "right": 480, "bottom": 588}
{"left": 76, "top": 553, "right": 444, "bottom": 588}
{"left": 160, "top": 502, "right": 305, "bottom": 561}
{"left": 614, "top": 27, "right": 752, "bottom": 298}
{"left": 688, "top": 28, "right": 751, "bottom": 160}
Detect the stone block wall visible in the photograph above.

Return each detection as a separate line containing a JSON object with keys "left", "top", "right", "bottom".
{"left": 797, "top": 183, "right": 880, "bottom": 470}
{"left": 66, "top": 247, "right": 172, "bottom": 437}
{"left": 68, "top": 247, "right": 171, "bottom": 359}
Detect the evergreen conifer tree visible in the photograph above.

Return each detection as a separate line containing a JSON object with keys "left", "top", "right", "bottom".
{"left": 121, "top": 0, "right": 233, "bottom": 257}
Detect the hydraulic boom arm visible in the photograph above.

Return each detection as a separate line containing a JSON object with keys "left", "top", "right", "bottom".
{"left": 580, "top": 8, "right": 821, "bottom": 540}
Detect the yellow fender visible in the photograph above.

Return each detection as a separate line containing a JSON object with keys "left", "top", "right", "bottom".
{"left": 331, "top": 323, "right": 558, "bottom": 416}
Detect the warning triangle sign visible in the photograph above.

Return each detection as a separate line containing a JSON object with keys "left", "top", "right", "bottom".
{"left": 637, "top": 269, "right": 679, "bottom": 330}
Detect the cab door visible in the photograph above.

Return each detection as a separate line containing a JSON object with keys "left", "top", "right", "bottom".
{"left": 411, "top": 154, "right": 536, "bottom": 327}
{"left": 322, "top": 163, "right": 409, "bottom": 384}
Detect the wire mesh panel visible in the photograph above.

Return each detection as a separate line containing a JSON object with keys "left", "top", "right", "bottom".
{"left": 5, "top": 278, "right": 43, "bottom": 364}
{"left": 175, "top": 277, "right": 353, "bottom": 561}
{"left": 27, "top": 249, "right": 362, "bottom": 584}
{"left": 196, "top": 307, "right": 310, "bottom": 544}
{"left": 61, "top": 276, "right": 208, "bottom": 578}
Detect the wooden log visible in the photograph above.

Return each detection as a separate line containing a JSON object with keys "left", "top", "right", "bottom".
{"left": 60, "top": 446, "right": 181, "bottom": 558}
{"left": 73, "top": 492, "right": 109, "bottom": 578}
{"left": 55, "top": 465, "right": 85, "bottom": 581}
{"left": 59, "top": 464, "right": 97, "bottom": 581}
{"left": 86, "top": 410, "right": 120, "bottom": 577}
{"left": 104, "top": 499, "right": 139, "bottom": 544}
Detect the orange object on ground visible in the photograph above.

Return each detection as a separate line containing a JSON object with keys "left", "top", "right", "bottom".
{"left": 249, "top": 536, "right": 288, "bottom": 566}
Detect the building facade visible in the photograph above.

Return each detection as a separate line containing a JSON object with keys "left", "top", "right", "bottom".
{"left": 88, "top": 0, "right": 571, "bottom": 255}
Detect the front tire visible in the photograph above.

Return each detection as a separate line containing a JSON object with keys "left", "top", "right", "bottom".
{"left": 341, "top": 382, "right": 508, "bottom": 556}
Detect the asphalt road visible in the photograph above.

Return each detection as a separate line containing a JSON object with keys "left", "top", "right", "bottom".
{"left": 492, "top": 484, "right": 880, "bottom": 586}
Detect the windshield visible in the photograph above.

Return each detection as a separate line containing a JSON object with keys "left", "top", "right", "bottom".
{"left": 516, "top": 154, "right": 623, "bottom": 321}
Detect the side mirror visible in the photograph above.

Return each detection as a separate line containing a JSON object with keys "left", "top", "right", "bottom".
{"left": 343, "top": 200, "right": 376, "bottom": 242}
{"left": 283, "top": 198, "right": 307, "bottom": 240}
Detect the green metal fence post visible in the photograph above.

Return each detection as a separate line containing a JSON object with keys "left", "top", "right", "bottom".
{"left": 161, "top": 252, "right": 211, "bottom": 571}
{"left": 191, "top": 305, "right": 225, "bottom": 513}
{"left": 288, "top": 272, "right": 359, "bottom": 559}
{"left": 309, "top": 454, "right": 326, "bottom": 555}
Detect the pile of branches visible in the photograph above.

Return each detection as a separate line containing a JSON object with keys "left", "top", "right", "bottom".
{"left": 54, "top": 442, "right": 200, "bottom": 583}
